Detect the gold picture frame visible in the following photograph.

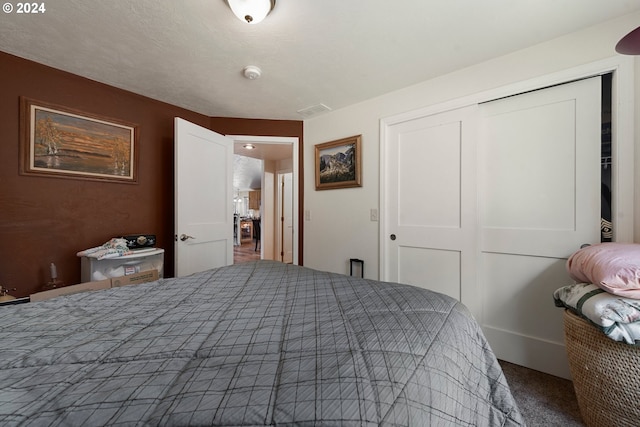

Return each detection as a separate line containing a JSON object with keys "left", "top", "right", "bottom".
{"left": 19, "top": 97, "right": 139, "bottom": 183}
{"left": 315, "top": 135, "right": 362, "bottom": 190}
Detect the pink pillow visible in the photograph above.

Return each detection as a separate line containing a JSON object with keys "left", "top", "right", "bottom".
{"left": 567, "top": 243, "right": 640, "bottom": 299}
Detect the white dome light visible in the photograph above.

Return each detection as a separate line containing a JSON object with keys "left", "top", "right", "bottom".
{"left": 226, "top": 0, "right": 275, "bottom": 25}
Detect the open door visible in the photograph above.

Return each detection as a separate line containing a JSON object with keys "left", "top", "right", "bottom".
{"left": 278, "top": 172, "right": 293, "bottom": 263}
{"left": 175, "top": 118, "right": 234, "bottom": 277}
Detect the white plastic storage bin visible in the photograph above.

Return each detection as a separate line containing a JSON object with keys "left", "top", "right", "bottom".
{"left": 81, "top": 248, "right": 164, "bottom": 282}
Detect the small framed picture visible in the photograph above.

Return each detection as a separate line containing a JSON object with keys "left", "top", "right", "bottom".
{"left": 315, "top": 135, "right": 362, "bottom": 190}
{"left": 20, "top": 97, "right": 139, "bottom": 183}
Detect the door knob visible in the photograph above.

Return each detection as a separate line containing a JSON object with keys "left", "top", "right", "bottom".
{"left": 180, "top": 234, "right": 195, "bottom": 241}
{"left": 390, "top": 234, "right": 396, "bottom": 241}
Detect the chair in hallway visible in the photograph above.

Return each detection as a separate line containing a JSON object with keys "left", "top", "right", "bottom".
{"left": 252, "top": 219, "right": 261, "bottom": 252}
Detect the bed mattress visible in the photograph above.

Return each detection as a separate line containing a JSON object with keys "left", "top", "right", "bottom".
{"left": 0, "top": 260, "right": 523, "bottom": 426}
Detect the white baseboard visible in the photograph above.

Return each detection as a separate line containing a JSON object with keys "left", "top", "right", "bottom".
{"left": 483, "top": 325, "right": 571, "bottom": 380}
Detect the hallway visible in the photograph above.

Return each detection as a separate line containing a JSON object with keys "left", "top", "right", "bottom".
{"left": 234, "top": 241, "right": 260, "bottom": 264}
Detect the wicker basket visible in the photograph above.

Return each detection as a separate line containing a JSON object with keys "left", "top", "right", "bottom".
{"left": 563, "top": 309, "right": 640, "bottom": 427}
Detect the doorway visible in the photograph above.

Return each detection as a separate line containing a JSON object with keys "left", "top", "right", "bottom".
{"left": 230, "top": 135, "right": 299, "bottom": 265}
{"left": 232, "top": 154, "right": 262, "bottom": 263}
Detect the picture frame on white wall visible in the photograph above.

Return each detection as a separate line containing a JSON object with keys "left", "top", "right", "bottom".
{"left": 314, "top": 134, "right": 362, "bottom": 190}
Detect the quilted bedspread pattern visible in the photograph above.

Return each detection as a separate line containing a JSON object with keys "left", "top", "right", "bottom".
{"left": 0, "top": 261, "right": 523, "bottom": 426}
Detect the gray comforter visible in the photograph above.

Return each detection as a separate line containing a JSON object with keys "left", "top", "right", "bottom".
{"left": 0, "top": 261, "right": 524, "bottom": 426}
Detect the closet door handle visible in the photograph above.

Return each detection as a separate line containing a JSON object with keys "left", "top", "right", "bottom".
{"left": 390, "top": 234, "right": 396, "bottom": 241}
{"left": 180, "top": 234, "right": 195, "bottom": 242}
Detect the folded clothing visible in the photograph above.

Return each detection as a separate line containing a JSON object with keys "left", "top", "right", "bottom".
{"left": 567, "top": 243, "right": 640, "bottom": 298}
{"left": 77, "top": 238, "right": 133, "bottom": 260}
{"left": 554, "top": 283, "right": 640, "bottom": 345}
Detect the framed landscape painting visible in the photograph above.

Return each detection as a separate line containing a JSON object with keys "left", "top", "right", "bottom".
{"left": 20, "top": 97, "right": 138, "bottom": 183}
{"left": 315, "top": 135, "right": 362, "bottom": 190}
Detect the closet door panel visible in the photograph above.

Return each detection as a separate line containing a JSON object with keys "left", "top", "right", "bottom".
{"left": 479, "top": 77, "right": 601, "bottom": 378}
{"left": 398, "top": 122, "right": 461, "bottom": 228}
{"left": 481, "top": 100, "right": 576, "bottom": 231}
{"left": 382, "top": 106, "right": 477, "bottom": 308}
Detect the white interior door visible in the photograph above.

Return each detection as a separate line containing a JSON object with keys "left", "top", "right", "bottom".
{"left": 280, "top": 172, "right": 293, "bottom": 263}
{"left": 175, "top": 117, "right": 234, "bottom": 276}
{"left": 478, "top": 77, "right": 601, "bottom": 378}
{"left": 382, "top": 106, "right": 478, "bottom": 313}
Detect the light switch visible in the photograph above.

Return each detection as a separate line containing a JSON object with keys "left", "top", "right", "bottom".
{"left": 370, "top": 209, "right": 378, "bottom": 221}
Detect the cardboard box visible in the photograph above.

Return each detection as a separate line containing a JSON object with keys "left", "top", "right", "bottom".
{"left": 30, "top": 279, "right": 112, "bottom": 302}
{"left": 29, "top": 269, "right": 160, "bottom": 302}
{"left": 110, "top": 269, "right": 159, "bottom": 288}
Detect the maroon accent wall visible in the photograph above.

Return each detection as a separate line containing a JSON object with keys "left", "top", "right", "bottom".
{"left": 0, "top": 52, "right": 303, "bottom": 297}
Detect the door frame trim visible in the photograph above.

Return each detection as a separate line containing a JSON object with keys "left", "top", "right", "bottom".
{"left": 380, "top": 55, "right": 635, "bottom": 281}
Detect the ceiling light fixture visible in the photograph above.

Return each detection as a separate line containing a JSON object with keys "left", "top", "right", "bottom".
{"left": 225, "top": 0, "right": 275, "bottom": 25}
{"left": 243, "top": 144, "right": 256, "bottom": 150}
{"left": 615, "top": 26, "right": 640, "bottom": 55}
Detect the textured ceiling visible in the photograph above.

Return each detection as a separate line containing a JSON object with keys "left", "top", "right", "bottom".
{"left": 233, "top": 155, "right": 263, "bottom": 191}
{"left": 1, "top": 1, "right": 640, "bottom": 120}
{"left": 233, "top": 142, "right": 293, "bottom": 191}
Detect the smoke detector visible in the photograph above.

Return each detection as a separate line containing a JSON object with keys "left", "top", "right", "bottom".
{"left": 243, "top": 65, "right": 262, "bottom": 80}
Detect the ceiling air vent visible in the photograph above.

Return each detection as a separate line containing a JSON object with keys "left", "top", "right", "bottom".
{"left": 297, "top": 103, "right": 332, "bottom": 118}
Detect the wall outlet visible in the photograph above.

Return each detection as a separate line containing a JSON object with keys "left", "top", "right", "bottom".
{"left": 370, "top": 209, "right": 378, "bottom": 221}
{"left": 305, "top": 210, "right": 311, "bottom": 221}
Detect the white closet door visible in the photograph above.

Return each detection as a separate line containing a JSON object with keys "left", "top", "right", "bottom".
{"left": 478, "top": 77, "right": 601, "bottom": 378}
{"left": 382, "top": 106, "right": 479, "bottom": 313}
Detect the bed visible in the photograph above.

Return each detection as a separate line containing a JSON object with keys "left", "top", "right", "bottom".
{"left": 0, "top": 260, "right": 523, "bottom": 426}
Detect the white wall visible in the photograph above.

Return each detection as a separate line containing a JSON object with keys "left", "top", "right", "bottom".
{"left": 303, "top": 12, "right": 640, "bottom": 278}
